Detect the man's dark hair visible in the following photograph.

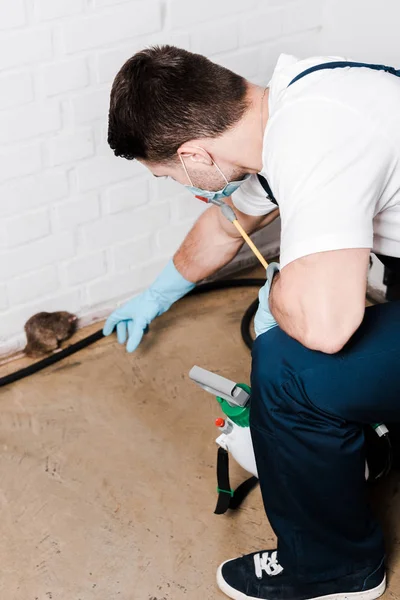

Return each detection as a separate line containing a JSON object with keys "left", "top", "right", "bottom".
{"left": 108, "top": 45, "right": 249, "bottom": 163}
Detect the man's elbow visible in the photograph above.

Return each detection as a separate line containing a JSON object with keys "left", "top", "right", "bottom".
{"left": 305, "top": 331, "right": 350, "bottom": 355}
{"left": 302, "top": 308, "right": 365, "bottom": 355}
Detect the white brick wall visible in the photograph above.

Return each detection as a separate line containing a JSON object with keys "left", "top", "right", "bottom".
{"left": 0, "top": 72, "right": 33, "bottom": 110}
{"left": 0, "top": 102, "right": 61, "bottom": 144}
{"left": 319, "top": 0, "right": 400, "bottom": 65}
{"left": 5, "top": 208, "right": 51, "bottom": 248}
{"left": 0, "top": 0, "right": 325, "bottom": 355}
{"left": 0, "top": 170, "right": 69, "bottom": 217}
{"left": 47, "top": 128, "right": 94, "bottom": 166}
{"left": 35, "top": 0, "right": 85, "bottom": 22}
{"left": 62, "top": 3, "right": 162, "bottom": 53}
{"left": 8, "top": 266, "right": 58, "bottom": 305}
{"left": 0, "top": 143, "right": 42, "bottom": 183}
{"left": 0, "top": 0, "right": 27, "bottom": 30}
{"left": 0, "top": 29, "right": 52, "bottom": 70}
{"left": 41, "top": 57, "right": 89, "bottom": 97}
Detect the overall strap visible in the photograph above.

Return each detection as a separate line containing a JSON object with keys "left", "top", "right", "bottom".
{"left": 258, "top": 60, "right": 400, "bottom": 207}
{"left": 288, "top": 60, "right": 400, "bottom": 88}
{"left": 257, "top": 174, "right": 278, "bottom": 206}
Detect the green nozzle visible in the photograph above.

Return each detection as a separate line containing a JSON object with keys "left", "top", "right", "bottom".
{"left": 216, "top": 383, "right": 251, "bottom": 427}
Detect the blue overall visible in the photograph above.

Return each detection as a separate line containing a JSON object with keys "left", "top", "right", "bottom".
{"left": 250, "top": 61, "right": 400, "bottom": 583}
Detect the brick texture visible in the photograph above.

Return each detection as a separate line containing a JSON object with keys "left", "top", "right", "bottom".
{"left": 0, "top": 0, "right": 325, "bottom": 351}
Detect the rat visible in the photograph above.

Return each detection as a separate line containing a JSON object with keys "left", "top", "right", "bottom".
{"left": 0, "top": 311, "right": 78, "bottom": 367}
{"left": 24, "top": 311, "right": 78, "bottom": 357}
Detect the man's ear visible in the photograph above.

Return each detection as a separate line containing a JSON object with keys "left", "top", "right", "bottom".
{"left": 178, "top": 143, "right": 213, "bottom": 166}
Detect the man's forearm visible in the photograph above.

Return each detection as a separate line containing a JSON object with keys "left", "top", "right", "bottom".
{"left": 174, "top": 201, "right": 280, "bottom": 283}
{"left": 173, "top": 206, "right": 244, "bottom": 282}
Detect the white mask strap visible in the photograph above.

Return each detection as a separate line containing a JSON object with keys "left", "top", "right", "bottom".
{"left": 179, "top": 147, "right": 229, "bottom": 187}
{"left": 179, "top": 153, "right": 194, "bottom": 187}
{"left": 193, "top": 145, "right": 229, "bottom": 186}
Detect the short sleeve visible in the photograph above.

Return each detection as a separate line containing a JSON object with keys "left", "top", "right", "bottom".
{"left": 232, "top": 173, "right": 277, "bottom": 216}
{"left": 264, "top": 98, "right": 394, "bottom": 268}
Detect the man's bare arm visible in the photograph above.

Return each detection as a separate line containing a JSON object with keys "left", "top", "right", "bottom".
{"left": 269, "top": 248, "right": 370, "bottom": 354}
{"left": 174, "top": 197, "right": 279, "bottom": 282}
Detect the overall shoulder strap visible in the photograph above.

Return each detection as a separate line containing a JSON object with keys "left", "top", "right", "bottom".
{"left": 288, "top": 60, "right": 400, "bottom": 88}
{"left": 259, "top": 60, "right": 400, "bottom": 207}
{"left": 257, "top": 174, "right": 278, "bottom": 206}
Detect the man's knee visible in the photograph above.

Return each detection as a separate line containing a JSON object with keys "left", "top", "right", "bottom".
{"left": 251, "top": 328, "right": 300, "bottom": 430}
{"left": 250, "top": 327, "right": 335, "bottom": 429}
{"left": 251, "top": 302, "right": 400, "bottom": 428}
{"left": 251, "top": 329, "right": 285, "bottom": 406}
{"left": 251, "top": 326, "right": 328, "bottom": 389}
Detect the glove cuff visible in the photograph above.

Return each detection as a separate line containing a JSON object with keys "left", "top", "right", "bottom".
{"left": 266, "top": 262, "right": 280, "bottom": 287}
{"left": 151, "top": 259, "right": 196, "bottom": 307}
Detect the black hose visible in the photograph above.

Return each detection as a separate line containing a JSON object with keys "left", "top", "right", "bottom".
{"left": 381, "top": 435, "right": 393, "bottom": 480}
{"left": 0, "top": 329, "right": 104, "bottom": 388}
{"left": 0, "top": 278, "right": 263, "bottom": 388}
{"left": 1, "top": 278, "right": 393, "bottom": 482}
{"left": 241, "top": 298, "right": 259, "bottom": 351}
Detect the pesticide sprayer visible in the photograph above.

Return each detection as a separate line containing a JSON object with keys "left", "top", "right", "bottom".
{"left": 189, "top": 365, "right": 392, "bottom": 516}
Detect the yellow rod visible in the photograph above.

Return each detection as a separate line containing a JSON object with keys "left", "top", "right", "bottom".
{"left": 232, "top": 219, "right": 269, "bottom": 270}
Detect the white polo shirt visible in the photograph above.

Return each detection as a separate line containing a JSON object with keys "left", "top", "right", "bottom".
{"left": 232, "top": 54, "right": 400, "bottom": 269}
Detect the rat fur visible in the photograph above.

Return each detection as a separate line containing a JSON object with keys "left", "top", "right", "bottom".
{"left": 0, "top": 311, "right": 78, "bottom": 368}
{"left": 24, "top": 311, "right": 78, "bottom": 357}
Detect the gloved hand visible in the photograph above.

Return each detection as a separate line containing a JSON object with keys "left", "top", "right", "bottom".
{"left": 254, "top": 262, "right": 280, "bottom": 338}
{"left": 103, "top": 259, "right": 196, "bottom": 352}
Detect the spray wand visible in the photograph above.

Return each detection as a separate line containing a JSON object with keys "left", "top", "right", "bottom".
{"left": 209, "top": 198, "right": 269, "bottom": 270}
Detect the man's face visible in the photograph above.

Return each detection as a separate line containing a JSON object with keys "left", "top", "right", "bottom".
{"left": 143, "top": 156, "right": 248, "bottom": 192}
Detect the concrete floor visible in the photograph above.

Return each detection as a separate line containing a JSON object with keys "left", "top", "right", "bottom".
{"left": 1, "top": 268, "right": 400, "bottom": 599}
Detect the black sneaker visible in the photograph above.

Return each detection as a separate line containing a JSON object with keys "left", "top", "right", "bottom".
{"left": 217, "top": 549, "right": 386, "bottom": 600}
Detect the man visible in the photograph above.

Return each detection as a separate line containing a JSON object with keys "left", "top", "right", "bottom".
{"left": 104, "top": 46, "right": 400, "bottom": 600}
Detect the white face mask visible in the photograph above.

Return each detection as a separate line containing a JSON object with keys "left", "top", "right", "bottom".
{"left": 179, "top": 149, "right": 250, "bottom": 203}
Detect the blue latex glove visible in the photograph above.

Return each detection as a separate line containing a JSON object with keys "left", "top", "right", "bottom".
{"left": 254, "top": 262, "right": 280, "bottom": 338}
{"left": 103, "top": 259, "right": 195, "bottom": 352}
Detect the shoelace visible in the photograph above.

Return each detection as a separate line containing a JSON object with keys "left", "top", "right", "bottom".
{"left": 254, "top": 551, "right": 284, "bottom": 579}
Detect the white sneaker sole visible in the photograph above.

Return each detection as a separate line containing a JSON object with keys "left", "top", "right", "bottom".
{"left": 216, "top": 561, "right": 386, "bottom": 600}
